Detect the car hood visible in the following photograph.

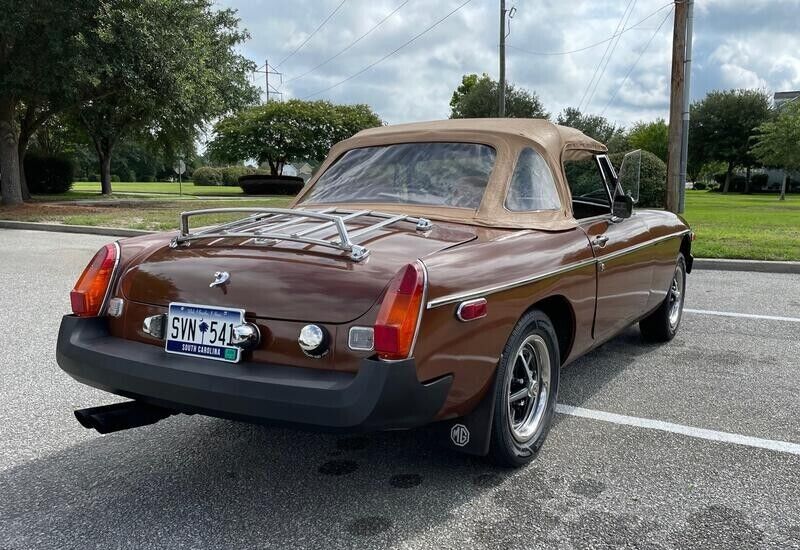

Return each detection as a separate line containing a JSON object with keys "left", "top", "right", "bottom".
{"left": 119, "top": 222, "right": 476, "bottom": 323}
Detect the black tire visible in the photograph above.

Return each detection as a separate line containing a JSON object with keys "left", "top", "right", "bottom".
{"left": 488, "top": 309, "right": 560, "bottom": 468}
{"left": 640, "top": 253, "right": 687, "bottom": 342}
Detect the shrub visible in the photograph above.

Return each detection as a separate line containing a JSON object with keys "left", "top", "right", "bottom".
{"left": 220, "top": 165, "right": 255, "bottom": 186}
{"left": 693, "top": 181, "right": 707, "bottom": 190}
{"left": 712, "top": 173, "right": 746, "bottom": 192}
{"left": 88, "top": 174, "right": 100, "bottom": 182}
{"left": 239, "top": 175, "right": 305, "bottom": 196}
{"left": 194, "top": 165, "right": 263, "bottom": 186}
{"left": 110, "top": 174, "right": 121, "bottom": 182}
{"left": 23, "top": 154, "right": 74, "bottom": 194}
{"left": 192, "top": 166, "right": 224, "bottom": 186}
{"left": 750, "top": 173, "right": 769, "bottom": 190}
{"left": 140, "top": 175, "right": 155, "bottom": 183}
{"left": 609, "top": 150, "right": 667, "bottom": 208}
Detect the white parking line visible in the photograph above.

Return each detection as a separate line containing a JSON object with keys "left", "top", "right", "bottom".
{"left": 556, "top": 404, "right": 800, "bottom": 456}
{"left": 684, "top": 308, "right": 800, "bottom": 323}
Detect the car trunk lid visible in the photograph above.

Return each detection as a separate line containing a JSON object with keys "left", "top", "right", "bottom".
{"left": 119, "top": 218, "right": 476, "bottom": 324}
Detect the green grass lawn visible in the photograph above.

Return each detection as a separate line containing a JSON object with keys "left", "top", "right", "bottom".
{"left": 3, "top": 188, "right": 798, "bottom": 260}
{"left": 682, "top": 191, "right": 800, "bottom": 261}
{"left": 71, "top": 181, "right": 244, "bottom": 196}
{"left": 1, "top": 197, "right": 293, "bottom": 231}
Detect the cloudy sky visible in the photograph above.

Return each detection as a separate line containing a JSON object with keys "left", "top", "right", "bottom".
{"left": 216, "top": 0, "right": 800, "bottom": 127}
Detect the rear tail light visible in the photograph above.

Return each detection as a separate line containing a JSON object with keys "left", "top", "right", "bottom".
{"left": 70, "top": 243, "right": 119, "bottom": 317}
{"left": 374, "top": 262, "right": 426, "bottom": 360}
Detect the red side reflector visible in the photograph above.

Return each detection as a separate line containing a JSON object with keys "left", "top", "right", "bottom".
{"left": 70, "top": 243, "right": 118, "bottom": 317}
{"left": 374, "top": 262, "right": 425, "bottom": 360}
{"left": 456, "top": 298, "right": 487, "bottom": 322}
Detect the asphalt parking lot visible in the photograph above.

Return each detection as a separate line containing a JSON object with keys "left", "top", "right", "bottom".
{"left": 1, "top": 229, "right": 798, "bottom": 550}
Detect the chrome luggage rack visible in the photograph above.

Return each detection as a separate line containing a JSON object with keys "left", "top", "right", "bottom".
{"left": 170, "top": 207, "right": 433, "bottom": 262}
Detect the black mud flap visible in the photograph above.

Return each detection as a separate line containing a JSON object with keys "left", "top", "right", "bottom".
{"left": 434, "top": 374, "right": 499, "bottom": 457}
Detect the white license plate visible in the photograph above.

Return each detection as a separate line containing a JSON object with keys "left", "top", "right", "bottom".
{"left": 165, "top": 302, "right": 244, "bottom": 363}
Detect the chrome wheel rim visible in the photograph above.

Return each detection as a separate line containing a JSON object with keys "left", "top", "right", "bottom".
{"left": 668, "top": 263, "right": 685, "bottom": 329}
{"left": 506, "top": 334, "right": 551, "bottom": 443}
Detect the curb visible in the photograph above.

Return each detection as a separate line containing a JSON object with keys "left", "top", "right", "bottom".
{"left": 0, "top": 220, "right": 151, "bottom": 238}
{"left": 693, "top": 258, "right": 800, "bottom": 275}
{"left": 2, "top": 220, "right": 799, "bottom": 275}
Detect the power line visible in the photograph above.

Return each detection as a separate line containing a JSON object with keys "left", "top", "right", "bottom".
{"left": 303, "top": 0, "right": 473, "bottom": 100}
{"left": 506, "top": 2, "right": 671, "bottom": 57}
{"left": 276, "top": 0, "right": 348, "bottom": 68}
{"left": 577, "top": 0, "right": 635, "bottom": 112}
{"left": 583, "top": 0, "right": 638, "bottom": 111}
{"left": 600, "top": 7, "right": 673, "bottom": 117}
{"left": 285, "top": 0, "right": 412, "bottom": 85}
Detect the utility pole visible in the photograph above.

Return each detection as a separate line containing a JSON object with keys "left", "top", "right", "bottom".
{"left": 265, "top": 58, "right": 270, "bottom": 103}
{"left": 499, "top": 0, "right": 506, "bottom": 117}
{"left": 667, "top": 1, "right": 690, "bottom": 213}
{"left": 678, "top": 1, "right": 694, "bottom": 213}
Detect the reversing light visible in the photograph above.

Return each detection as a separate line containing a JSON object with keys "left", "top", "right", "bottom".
{"left": 348, "top": 327, "right": 375, "bottom": 351}
{"left": 374, "top": 262, "right": 426, "bottom": 361}
{"left": 70, "top": 243, "right": 119, "bottom": 317}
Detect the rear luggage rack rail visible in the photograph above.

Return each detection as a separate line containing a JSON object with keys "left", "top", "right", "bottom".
{"left": 170, "top": 208, "right": 433, "bottom": 262}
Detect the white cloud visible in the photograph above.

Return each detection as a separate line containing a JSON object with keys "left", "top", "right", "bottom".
{"left": 218, "top": 0, "right": 800, "bottom": 128}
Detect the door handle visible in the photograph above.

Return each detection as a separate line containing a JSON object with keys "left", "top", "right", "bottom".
{"left": 593, "top": 235, "right": 609, "bottom": 248}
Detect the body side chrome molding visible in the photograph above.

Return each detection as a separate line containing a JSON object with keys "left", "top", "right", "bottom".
{"left": 427, "top": 257, "right": 597, "bottom": 309}
{"left": 597, "top": 229, "right": 690, "bottom": 262}
{"left": 426, "top": 229, "right": 690, "bottom": 309}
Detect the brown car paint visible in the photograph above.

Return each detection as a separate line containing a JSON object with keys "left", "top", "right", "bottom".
{"left": 100, "top": 121, "right": 691, "bottom": 425}
{"left": 106, "top": 210, "right": 688, "bottom": 422}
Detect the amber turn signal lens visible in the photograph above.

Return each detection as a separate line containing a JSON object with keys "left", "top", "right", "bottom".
{"left": 374, "top": 262, "right": 425, "bottom": 360}
{"left": 70, "top": 243, "right": 118, "bottom": 317}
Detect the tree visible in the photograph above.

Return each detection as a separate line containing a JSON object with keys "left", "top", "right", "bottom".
{"left": 628, "top": 119, "right": 668, "bottom": 163}
{"left": 609, "top": 150, "right": 667, "bottom": 208}
{"left": 449, "top": 73, "right": 548, "bottom": 119}
{"left": 0, "top": 0, "right": 99, "bottom": 205}
{"left": 556, "top": 107, "right": 627, "bottom": 151}
{"left": 751, "top": 100, "right": 800, "bottom": 201}
{"left": 74, "top": 0, "right": 258, "bottom": 194}
{"left": 208, "top": 100, "right": 382, "bottom": 175}
{"left": 689, "top": 89, "right": 771, "bottom": 193}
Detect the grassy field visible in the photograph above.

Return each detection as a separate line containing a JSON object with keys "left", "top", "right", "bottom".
{"left": 2, "top": 189, "right": 798, "bottom": 260}
{"left": 71, "top": 181, "right": 245, "bottom": 196}
{"left": 1, "top": 196, "right": 292, "bottom": 231}
{"left": 682, "top": 191, "right": 800, "bottom": 261}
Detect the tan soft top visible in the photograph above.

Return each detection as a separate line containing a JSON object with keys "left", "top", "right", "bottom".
{"left": 292, "top": 118, "right": 608, "bottom": 230}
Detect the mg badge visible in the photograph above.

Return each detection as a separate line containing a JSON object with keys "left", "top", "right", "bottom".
{"left": 450, "top": 423, "right": 470, "bottom": 447}
{"left": 210, "top": 271, "right": 230, "bottom": 288}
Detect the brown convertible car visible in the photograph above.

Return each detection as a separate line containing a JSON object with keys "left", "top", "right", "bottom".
{"left": 58, "top": 119, "right": 692, "bottom": 467}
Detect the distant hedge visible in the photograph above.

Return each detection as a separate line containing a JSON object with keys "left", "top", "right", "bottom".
{"left": 24, "top": 154, "right": 74, "bottom": 194}
{"left": 239, "top": 175, "right": 305, "bottom": 195}
{"left": 193, "top": 165, "right": 264, "bottom": 186}
{"left": 609, "top": 150, "right": 666, "bottom": 208}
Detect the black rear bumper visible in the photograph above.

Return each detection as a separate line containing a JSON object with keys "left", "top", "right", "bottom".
{"left": 56, "top": 315, "right": 452, "bottom": 431}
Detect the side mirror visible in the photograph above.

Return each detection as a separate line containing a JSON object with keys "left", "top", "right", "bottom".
{"left": 613, "top": 194, "right": 633, "bottom": 219}
{"left": 617, "top": 149, "right": 641, "bottom": 204}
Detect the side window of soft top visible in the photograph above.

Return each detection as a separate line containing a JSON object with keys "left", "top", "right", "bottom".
{"left": 564, "top": 154, "right": 613, "bottom": 219}
{"left": 505, "top": 148, "right": 561, "bottom": 212}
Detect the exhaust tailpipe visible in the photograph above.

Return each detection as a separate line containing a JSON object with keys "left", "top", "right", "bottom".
{"left": 74, "top": 401, "right": 175, "bottom": 434}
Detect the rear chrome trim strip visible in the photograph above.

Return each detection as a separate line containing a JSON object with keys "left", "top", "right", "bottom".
{"left": 100, "top": 241, "right": 122, "bottom": 316}
{"left": 426, "top": 229, "right": 690, "bottom": 309}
